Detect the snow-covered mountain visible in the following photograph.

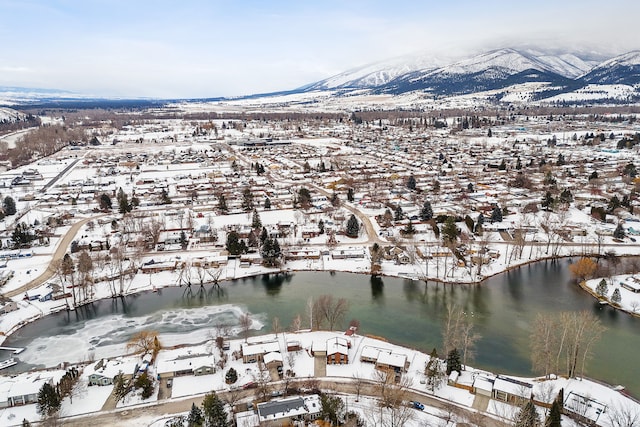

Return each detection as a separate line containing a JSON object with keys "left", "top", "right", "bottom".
{"left": 300, "top": 48, "right": 639, "bottom": 104}
{"left": 582, "top": 51, "right": 640, "bottom": 85}
{"left": 300, "top": 54, "right": 447, "bottom": 91}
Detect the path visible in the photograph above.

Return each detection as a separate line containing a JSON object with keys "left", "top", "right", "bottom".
{"left": 3, "top": 214, "right": 106, "bottom": 298}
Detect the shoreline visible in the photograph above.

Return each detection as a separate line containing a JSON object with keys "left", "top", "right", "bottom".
{"left": 3, "top": 254, "right": 639, "bottom": 346}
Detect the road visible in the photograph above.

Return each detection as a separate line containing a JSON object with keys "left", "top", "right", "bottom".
{"left": 3, "top": 214, "right": 106, "bottom": 298}
{"left": 58, "top": 378, "right": 509, "bottom": 427}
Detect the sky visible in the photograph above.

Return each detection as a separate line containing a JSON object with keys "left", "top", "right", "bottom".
{"left": 1, "top": 0, "right": 639, "bottom": 98}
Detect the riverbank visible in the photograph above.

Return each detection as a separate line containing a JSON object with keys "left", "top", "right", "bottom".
{"left": 580, "top": 274, "right": 640, "bottom": 318}
{"left": 2, "top": 330, "right": 638, "bottom": 427}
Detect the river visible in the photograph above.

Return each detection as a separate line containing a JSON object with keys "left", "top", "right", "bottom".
{"left": 3, "top": 258, "right": 640, "bottom": 396}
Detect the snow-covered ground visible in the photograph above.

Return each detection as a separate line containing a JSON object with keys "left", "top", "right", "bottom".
{"left": 1, "top": 331, "right": 638, "bottom": 426}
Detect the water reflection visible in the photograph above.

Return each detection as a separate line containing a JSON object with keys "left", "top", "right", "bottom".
{"left": 370, "top": 276, "right": 384, "bottom": 301}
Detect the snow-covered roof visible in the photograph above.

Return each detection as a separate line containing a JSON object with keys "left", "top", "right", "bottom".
{"left": 257, "top": 394, "right": 320, "bottom": 422}
{"left": 157, "top": 355, "right": 212, "bottom": 375}
{"left": 242, "top": 341, "right": 280, "bottom": 357}
{"left": 493, "top": 376, "right": 532, "bottom": 398}
{"left": 376, "top": 351, "right": 406, "bottom": 368}
{"left": 263, "top": 352, "right": 283, "bottom": 365}
{"left": 473, "top": 375, "right": 494, "bottom": 393}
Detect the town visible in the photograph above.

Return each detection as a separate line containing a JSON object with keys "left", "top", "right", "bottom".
{"left": 0, "top": 102, "right": 639, "bottom": 426}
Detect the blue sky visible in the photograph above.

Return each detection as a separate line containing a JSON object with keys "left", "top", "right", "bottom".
{"left": 1, "top": 0, "right": 638, "bottom": 98}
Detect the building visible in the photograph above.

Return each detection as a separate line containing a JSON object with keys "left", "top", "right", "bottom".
{"left": 241, "top": 341, "right": 281, "bottom": 364}
{"left": 87, "top": 358, "right": 138, "bottom": 386}
{"left": 492, "top": 375, "right": 533, "bottom": 404}
{"left": 156, "top": 354, "right": 214, "bottom": 378}
{"left": 257, "top": 395, "right": 321, "bottom": 426}
{"left": 326, "top": 337, "right": 350, "bottom": 365}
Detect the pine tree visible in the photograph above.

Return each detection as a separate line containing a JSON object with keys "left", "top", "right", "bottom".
{"left": 347, "top": 187, "right": 354, "bottom": 202}
{"left": 394, "top": 205, "right": 404, "bottom": 221}
{"left": 544, "top": 397, "right": 561, "bottom": 427}
{"left": 187, "top": 402, "right": 204, "bottom": 427}
{"left": 202, "top": 391, "right": 228, "bottom": 427}
{"left": 441, "top": 217, "right": 458, "bottom": 244}
{"left": 3, "top": 196, "right": 16, "bottom": 215}
{"left": 217, "top": 193, "right": 228, "bottom": 214}
{"left": 407, "top": 174, "right": 416, "bottom": 190}
{"left": 420, "top": 201, "right": 433, "bottom": 221}
{"left": 345, "top": 214, "right": 359, "bottom": 238}
{"left": 446, "top": 348, "right": 462, "bottom": 375}
{"left": 225, "top": 368, "right": 238, "bottom": 384}
{"left": 611, "top": 288, "right": 622, "bottom": 304}
{"left": 241, "top": 187, "right": 254, "bottom": 211}
{"left": 251, "top": 208, "right": 262, "bottom": 229}
{"left": 402, "top": 220, "right": 416, "bottom": 235}
{"left": 425, "top": 348, "right": 444, "bottom": 392}
{"left": 514, "top": 400, "right": 540, "bottom": 427}
{"left": 613, "top": 223, "right": 625, "bottom": 239}
{"left": 37, "top": 382, "right": 61, "bottom": 417}
{"left": 491, "top": 205, "right": 503, "bottom": 223}
{"left": 263, "top": 197, "right": 271, "bottom": 209}
{"left": 595, "top": 279, "right": 608, "bottom": 297}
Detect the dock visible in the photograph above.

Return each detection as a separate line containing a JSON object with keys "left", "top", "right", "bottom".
{"left": 0, "top": 346, "right": 25, "bottom": 355}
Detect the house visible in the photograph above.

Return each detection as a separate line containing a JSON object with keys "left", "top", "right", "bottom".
{"left": 492, "top": 375, "right": 533, "bottom": 404}
{"left": 359, "top": 346, "right": 409, "bottom": 372}
{"left": 375, "top": 351, "right": 408, "bottom": 373}
{"left": 156, "top": 355, "right": 214, "bottom": 378}
{"left": 263, "top": 352, "right": 283, "bottom": 369}
{"left": 87, "top": 359, "right": 138, "bottom": 386}
{"left": 472, "top": 375, "right": 495, "bottom": 397}
{"left": 241, "top": 341, "right": 280, "bottom": 364}
{"left": 326, "top": 337, "right": 349, "bottom": 365}
{"left": 257, "top": 395, "right": 321, "bottom": 426}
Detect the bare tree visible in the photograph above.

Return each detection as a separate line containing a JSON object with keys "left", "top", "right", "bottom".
{"left": 239, "top": 313, "right": 252, "bottom": 342}
{"left": 126, "top": 330, "right": 161, "bottom": 356}
{"left": 607, "top": 400, "right": 640, "bottom": 427}
{"left": 315, "top": 294, "right": 350, "bottom": 331}
{"left": 272, "top": 316, "right": 280, "bottom": 337}
{"left": 289, "top": 313, "right": 302, "bottom": 332}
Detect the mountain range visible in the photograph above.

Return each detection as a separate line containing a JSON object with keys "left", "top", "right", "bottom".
{"left": 300, "top": 48, "right": 640, "bottom": 104}
{"left": 2, "top": 48, "right": 640, "bottom": 107}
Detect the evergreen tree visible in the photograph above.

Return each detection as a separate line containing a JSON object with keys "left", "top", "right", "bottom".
{"left": 263, "top": 197, "right": 271, "bottom": 209}
{"left": 345, "top": 214, "right": 359, "bottom": 238}
{"left": 251, "top": 209, "right": 262, "bottom": 229}
{"left": 514, "top": 400, "right": 540, "bottom": 427}
{"left": 347, "top": 188, "right": 354, "bottom": 202}
{"left": 187, "top": 402, "right": 204, "bottom": 427}
{"left": 394, "top": 205, "right": 404, "bottom": 221}
{"left": 261, "top": 237, "right": 282, "bottom": 267}
{"left": 541, "top": 191, "right": 556, "bottom": 211}
{"left": 446, "top": 348, "right": 462, "bottom": 375}
{"left": 37, "top": 382, "right": 61, "bottom": 417}
{"left": 217, "top": 193, "right": 228, "bottom": 214}
{"left": 318, "top": 219, "right": 325, "bottom": 234}
{"left": 559, "top": 188, "right": 573, "bottom": 205}
{"left": 425, "top": 348, "right": 444, "bottom": 392}
{"left": 608, "top": 195, "right": 621, "bottom": 213}
{"left": 202, "top": 391, "right": 228, "bottom": 427}
{"left": 611, "top": 288, "right": 622, "bottom": 304}
{"left": 241, "top": 187, "right": 254, "bottom": 211}
{"left": 319, "top": 394, "right": 345, "bottom": 425}
{"left": 226, "top": 231, "right": 246, "bottom": 255}
{"left": 544, "top": 398, "right": 562, "bottom": 427}
{"left": 297, "top": 187, "right": 312, "bottom": 209}
{"left": 260, "top": 227, "right": 268, "bottom": 244}
{"left": 613, "top": 223, "right": 625, "bottom": 239}
{"left": 475, "top": 213, "right": 485, "bottom": 233}
{"left": 402, "top": 220, "right": 415, "bottom": 235}
{"left": 2, "top": 196, "right": 16, "bottom": 215}
{"left": 441, "top": 217, "right": 458, "bottom": 244}
{"left": 407, "top": 174, "right": 416, "bottom": 190}
{"left": 491, "top": 205, "right": 503, "bottom": 223}
{"left": 420, "top": 201, "right": 433, "bottom": 221}
{"left": 99, "top": 193, "right": 112, "bottom": 211}
{"left": 225, "top": 368, "right": 238, "bottom": 384}
{"left": 595, "top": 279, "right": 608, "bottom": 297}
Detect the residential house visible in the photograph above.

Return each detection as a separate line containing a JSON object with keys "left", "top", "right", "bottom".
{"left": 257, "top": 395, "right": 321, "bottom": 426}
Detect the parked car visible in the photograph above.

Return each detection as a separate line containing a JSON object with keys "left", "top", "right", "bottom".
{"left": 410, "top": 401, "right": 424, "bottom": 410}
